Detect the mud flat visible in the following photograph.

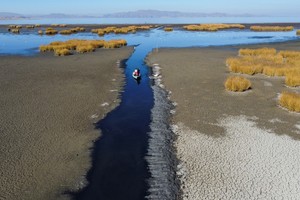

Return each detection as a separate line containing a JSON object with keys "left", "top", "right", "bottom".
{"left": 146, "top": 40, "right": 300, "bottom": 199}
{"left": 0, "top": 47, "right": 133, "bottom": 200}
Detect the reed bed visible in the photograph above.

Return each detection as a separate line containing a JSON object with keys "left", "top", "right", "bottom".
{"left": 279, "top": 92, "right": 300, "bottom": 112}
{"left": 91, "top": 25, "right": 153, "bottom": 36}
{"left": 26, "top": 25, "right": 35, "bottom": 29}
{"left": 39, "top": 39, "right": 127, "bottom": 56}
{"left": 225, "top": 76, "right": 251, "bottom": 92}
{"left": 45, "top": 29, "right": 58, "bottom": 35}
{"left": 8, "top": 25, "right": 22, "bottom": 29}
{"left": 183, "top": 24, "right": 245, "bottom": 31}
{"left": 227, "top": 48, "right": 300, "bottom": 87}
{"left": 250, "top": 26, "right": 294, "bottom": 32}
{"left": 10, "top": 29, "right": 20, "bottom": 34}
{"left": 59, "top": 27, "right": 85, "bottom": 35}
{"left": 164, "top": 27, "right": 173, "bottom": 32}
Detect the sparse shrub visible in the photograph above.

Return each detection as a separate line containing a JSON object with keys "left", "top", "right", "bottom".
{"left": 225, "top": 76, "right": 252, "bottom": 92}
{"left": 250, "top": 26, "right": 294, "bottom": 32}
{"left": 164, "top": 27, "right": 173, "bottom": 31}
{"left": 279, "top": 92, "right": 300, "bottom": 112}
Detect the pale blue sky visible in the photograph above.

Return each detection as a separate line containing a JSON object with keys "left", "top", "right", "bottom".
{"left": 1, "top": 0, "right": 300, "bottom": 16}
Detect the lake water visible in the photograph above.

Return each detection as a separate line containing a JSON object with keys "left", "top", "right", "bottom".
{"left": 0, "top": 27, "right": 299, "bottom": 55}
{"left": 1, "top": 17, "right": 300, "bottom": 25}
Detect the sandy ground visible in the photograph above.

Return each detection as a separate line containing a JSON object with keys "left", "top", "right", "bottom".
{"left": 0, "top": 47, "right": 133, "bottom": 200}
{"left": 146, "top": 41, "right": 300, "bottom": 199}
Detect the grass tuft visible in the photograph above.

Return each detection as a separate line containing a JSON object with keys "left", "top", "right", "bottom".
{"left": 250, "top": 26, "right": 294, "bottom": 32}
{"left": 226, "top": 48, "right": 300, "bottom": 82}
{"left": 164, "top": 27, "right": 173, "bottom": 31}
{"left": 54, "top": 48, "right": 71, "bottom": 56}
{"left": 279, "top": 92, "right": 300, "bottom": 112}
{"left": 39, "top": 39, "right": 127, "bottom": 56}
{"left": 224, "top": 76, "right": 252, "bottom": 92}
{"left": 183, "top": 24, "right": 245, "bottom": 31}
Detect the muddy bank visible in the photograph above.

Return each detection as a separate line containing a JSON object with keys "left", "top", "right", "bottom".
{"left": 146, "top": 40, "right": 300, "bottom": 199}
{"left": 0, "top": 47, "right": 133, "bottom": 200}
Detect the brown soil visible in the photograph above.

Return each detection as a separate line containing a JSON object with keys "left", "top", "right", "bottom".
{"left": 0, "top": 47, "right": 133, "bottom": 200}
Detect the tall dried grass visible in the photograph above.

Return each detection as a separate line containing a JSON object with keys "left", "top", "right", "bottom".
{"left": 39, "top": 39, "right": 127, "bottom": 55}
{"left": 250, "top": 26, "right": 294, "bottom": 32}
{"left": 91, "top": 25, "right": 153, "bottom": 36}
{"left": 26, "top": 25, "right": 35, "bottom": 29}
{"left": 297, "top": 30, "right": 300, "bottom": 36}
{"left": 224, "top": 76, "right": 251, "bottom": 92}
{"left": 227, "top": 48, "right": 300, "bottom": 87}
{"left": 279, "top": 92, "right": 300, "bottom": 112}
{"left": 184, "top": 24, "right": 245, "bottom": 31}
{"left": 164, "top": 27, "right": 173, "bottom": 31}
{"left": 54, "top": 48, "right": 71, "bottom": 56}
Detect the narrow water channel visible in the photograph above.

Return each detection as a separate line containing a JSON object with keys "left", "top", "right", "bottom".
{"left": 73, "top": 44, "right": 155, "bottom": 200}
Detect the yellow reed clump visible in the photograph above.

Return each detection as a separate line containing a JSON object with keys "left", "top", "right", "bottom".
{"left": 278, "top": 50, "right": 300, "bottom": 59}
{"left": 54, "top": 48, "right": 71, "bottom": 56}
{"left": 285, "top": 72, "right": 300, "bottom": 87}
{"left": 39, "top": 39, "right": 127, "bottom": 56}
{"left": 239, "top": 48, "right": 277, "bottom": 56}
{"left": 164, "top": 27, "right": 173, "bottom": 31}
{"left": 226, "top": 48, "right": 300, "bottom": 86}
{"left": 11, "top": 29, "right": 20, "bottom": 34}
{"left": 224, "top": 76, "right": 252, "bottom": 92}
{"left": 91, "top": 25, "right": 153, "bottom": 36}
{"left": 76, "top": 45, "right": 95, "bottom": 53}
{"left": 184, "top": 24, "right": 245, "bottom": 31}
{"left": 35, "top": 24, "right": 41, "bottom": 27}
{"left": 45, "top": 27, "right": 58, "bottom": 35}
{"left": 26, "top": 25, "right": 35, "bottom": 29}
{"left": 38, "top": 30, "right": 43, "bottom": 35}
{"left": 250, "top": 26, "right": 294, "bottom": 32}
{"left": 279, "top": 92, "right": 300, "bottom": 112}
{"left": 297, "top": 30, "right": 300, "bottom": 36}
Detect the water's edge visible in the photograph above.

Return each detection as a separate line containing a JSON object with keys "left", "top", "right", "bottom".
{"left": 145, "top": 64, "right": 180, "bottom": 199}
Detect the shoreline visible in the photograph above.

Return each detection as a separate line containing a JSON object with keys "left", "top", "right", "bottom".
{"left": 146, "top": 40, "right": 300, "bottom": 199}
{"left": 0, "top": 47, "right": 133, "bottom": 200}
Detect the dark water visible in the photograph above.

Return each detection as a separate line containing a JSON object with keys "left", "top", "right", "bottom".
{"left": 73, "top": 44, "right": 155, "bottom": 200}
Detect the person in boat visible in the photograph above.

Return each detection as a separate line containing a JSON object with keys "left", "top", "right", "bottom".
{"left": 133, "top": 68, "right": 140, "bottom": 77}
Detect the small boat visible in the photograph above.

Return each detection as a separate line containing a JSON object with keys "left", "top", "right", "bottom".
{"left": 132, "top": 68, "right": 141, "bottom": 80}
{"left": 132, "top": 73, "right": 141, "bottom": 80}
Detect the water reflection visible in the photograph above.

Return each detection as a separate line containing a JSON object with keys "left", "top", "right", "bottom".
{"left": 0, "top": 27, "right": 299, "bottom": 55}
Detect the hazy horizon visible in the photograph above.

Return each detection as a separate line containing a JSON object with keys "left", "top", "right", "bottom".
{"left": 1, "top": 0, "right": 300, "bottom": 17}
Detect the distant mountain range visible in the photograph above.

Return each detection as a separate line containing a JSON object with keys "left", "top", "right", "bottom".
{"left": 0, "top": 10, "right": 258, "bottom": 20}
{"left": 102, "top": 10, "right": 256, "bottom": 18}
